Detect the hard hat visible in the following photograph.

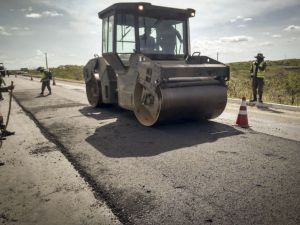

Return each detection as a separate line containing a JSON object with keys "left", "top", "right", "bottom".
{"left": 37, "top": 67, "right": 45, "bottom": 71}
{"left": 255, "top": 53, "right": 265, "bottom": 58}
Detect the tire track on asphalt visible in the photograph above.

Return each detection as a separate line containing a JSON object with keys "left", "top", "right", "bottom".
{"left": 12, "top": 94, "right": 132, "bottom": 225}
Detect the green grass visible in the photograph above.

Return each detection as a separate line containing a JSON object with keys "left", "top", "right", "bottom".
{"left": 228, "top": 59, "right": 300, "bottom": 106}
{"left": 29, "top": 65, "right": 84, "bottom": 81}
{"left": 51, "top": 65, "right": 83, "bottom": 81}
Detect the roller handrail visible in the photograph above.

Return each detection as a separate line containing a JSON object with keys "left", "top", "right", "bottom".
{"left": 167, "top": 76, "right": 217, "bottom": 82}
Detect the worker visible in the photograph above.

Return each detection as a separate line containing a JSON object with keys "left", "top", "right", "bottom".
{"left": 0, "top": 76, "right": 5, "bottom": 101}
{"left": 0, "top": 83, "right": 15, "bottom": 139}
{"left": 250, "top": 53, "right": 267, "bottom": 103}
{"left": 38, "top": 67, "right": 52, "bottom": 96}
{"left": 140, "top": 27, "right": 156, "bottom": 53}
{"left": 156, "top": 22, "right": 183, "bottom": 54}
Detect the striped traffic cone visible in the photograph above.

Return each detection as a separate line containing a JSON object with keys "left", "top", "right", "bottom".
{"left": 236, "top": 97, "right": 249, "bottom": 128}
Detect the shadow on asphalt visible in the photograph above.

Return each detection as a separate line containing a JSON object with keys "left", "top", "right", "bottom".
{"left": 35, "top": 94, "right": 46, "bottom": 98}
{"left": 256, "top": 105, "right": 284, "bottom": 114}
{"left": 80, "top": 106, "right": 244, "bottom": 158}
{"left": 35, "top": 94, "right": 52, "bottom": 98}
{"left": 248, "top": 103, "right": 284, "bottom": 114}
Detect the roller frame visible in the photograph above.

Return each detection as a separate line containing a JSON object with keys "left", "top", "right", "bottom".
{"left": 83, "top": 2, "right": 230, "bottom": 126}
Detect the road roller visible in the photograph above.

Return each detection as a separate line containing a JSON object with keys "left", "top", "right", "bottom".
{"left": 83, "top": 2, "right": 230, "bottom": 126}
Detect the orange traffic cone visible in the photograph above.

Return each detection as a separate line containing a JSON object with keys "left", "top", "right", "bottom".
{"left": 236, "top": 97, "right": 249, "bottom": 128}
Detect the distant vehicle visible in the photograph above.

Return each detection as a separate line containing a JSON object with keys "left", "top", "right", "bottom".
{"left": 0, "top": 63, "right": 7, "bottom": 77}
{"left": 84, "top": 3, "right": 230, "bottom": 126}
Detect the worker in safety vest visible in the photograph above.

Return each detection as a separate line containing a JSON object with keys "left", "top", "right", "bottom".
{"left": 0, "top": 84, "right": 15, "bottom": 139}
{"left": 0, "top": 76, "right": 6, "bottom": 101}
{"left": 250, "top": 53, "right": 267, "bottom": 103}
{"left": 38, "top": 67, "right": 52, "bottom": 96}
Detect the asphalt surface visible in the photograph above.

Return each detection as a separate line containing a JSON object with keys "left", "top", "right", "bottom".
{"left": 2, "top": 76, "right": 300, "bottom": 225}
{"left": 0, "top": 86, "right": 121, "bottom": 225}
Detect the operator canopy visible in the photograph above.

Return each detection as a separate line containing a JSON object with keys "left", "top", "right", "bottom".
{"left": 99, "top": 3, "right": 195, "bottom": 56}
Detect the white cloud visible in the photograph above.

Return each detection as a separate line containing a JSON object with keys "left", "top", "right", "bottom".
{"left": 229, "top": 16, "right": 242, "bottom": 23}
{"left": 4, "top": 26, "right": 32, "bottom": 36}
{"left": 0, "top": 26, "right": 11, "bottom": 36}
{"left": 2, "top": 0, "right": 300, "bottom": 67}
{"left": 0, "top": 26, "right": 32, "bottom": 36}
{"left": 36, "top": 50, "right": 44, "bottom": 56}
{"left": 238, "top": 24, "right": 247, "bottom": 28}
{"left": 42, "top": 11, "right": 63, "bottom": 17}
{"left": 26, "top": 13, "right": 42, "bottom": 18}
{"left": 21, "top": 7, "right": 33, "bottom": 12}
{"left": 271, "top": 34, "right": 281, "bottom": 38}
{"left": 220, "top": 35, "right": 252, "bottom": 43}
{"left": 243, "top": 18, "right": 253, "bottom": 22}
{"left": 263, "top": 32, "right": 271, "bottom": 36}
{"left": 0, "top": 31, "right": 11, "bottom": 36}
{"left": 25, "top": 11, "right": 63, "bottom": 19}
{"left": 191, "top": 37, "right": 252, "bottom": 62}
{"left": 259, "top": 42, "right": 273, "bottom": 47}
{"left": 284, "top": 25, "right": 300, "bottom": 32}
{"left": 229, "top": 16, "right": 253, "bottom": 23}
{"left": 10, "top": 27, "right": 19, "bottom": 31}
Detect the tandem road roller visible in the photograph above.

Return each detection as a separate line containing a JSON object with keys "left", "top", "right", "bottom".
{"left": 83, "top": 2, "right": 230, "bottom": 126}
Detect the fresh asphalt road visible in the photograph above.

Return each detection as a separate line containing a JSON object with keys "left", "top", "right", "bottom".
{"left": 5, "top": 76, "right": 300, "bottom": 225}
{"left": 0, "top": 91, "right": 121, "bottom": 225}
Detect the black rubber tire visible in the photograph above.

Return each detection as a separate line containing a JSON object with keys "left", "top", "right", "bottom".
{"left": 86, "top": 75, "right": 102, "bottom": 107}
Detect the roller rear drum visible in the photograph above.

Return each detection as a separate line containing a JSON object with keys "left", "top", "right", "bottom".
{"left": 134, "top": 83, "right": 227, "bottom": 126}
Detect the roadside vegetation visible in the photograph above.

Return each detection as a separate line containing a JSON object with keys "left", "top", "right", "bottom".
{"left": 228, "top": 59, "right": 300, "bottom": 106}
{"left": 29, "top": 65, "right": 83, "bottom": 81}
{"left": 26, "top": 59, "right": 300, "bottom": 106}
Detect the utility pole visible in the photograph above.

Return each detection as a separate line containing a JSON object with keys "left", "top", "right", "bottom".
{"left": 44, "top": 52, "right": 56, "bottom": 85}
{"left": 217, "top": 52, "right": 219, "bottom": 61}
{"left": 283, "top": 54, "right": 287, "bottom": 65}
{"left": 45, "top": 52, "right": 48, "bottom": 69}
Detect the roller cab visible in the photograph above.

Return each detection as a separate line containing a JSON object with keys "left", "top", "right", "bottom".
{"left": 83, "top": 2, "right": 230, "bottom": 126}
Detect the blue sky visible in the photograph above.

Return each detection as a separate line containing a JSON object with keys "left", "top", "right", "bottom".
{"left": 0, "top": 0, "right": 300, "bottom": 69}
